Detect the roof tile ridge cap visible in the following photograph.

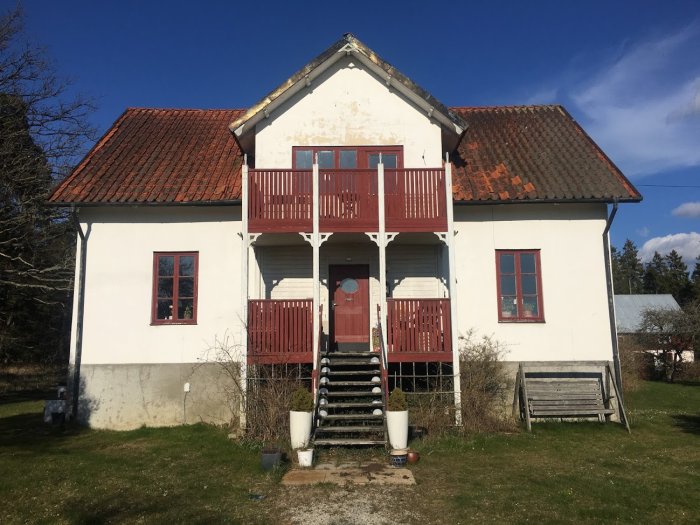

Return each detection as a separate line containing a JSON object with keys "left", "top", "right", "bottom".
{"left": 449, "top": 104, "right": 560, "bottom": 111}
{"left": 48, "top": 107, "right": 133, "bottom": 202}
{"left": 557, "top": 105, "right": 642, "bottom": 201}
{"left": 126, "top": 106, "right": 246, "bottom": 113}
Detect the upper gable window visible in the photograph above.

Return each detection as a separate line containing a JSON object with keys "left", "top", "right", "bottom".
{"left": 292, "top": 146, "right": 403, "bottom": 169}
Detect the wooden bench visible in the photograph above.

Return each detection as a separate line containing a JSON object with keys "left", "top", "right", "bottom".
{"left": 515, "top": 364, "right": 630, "bottom": 432}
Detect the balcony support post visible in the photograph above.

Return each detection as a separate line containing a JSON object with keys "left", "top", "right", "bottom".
{"left": 312, "top": 158, "right": 321, "bottom": 376}
{"left": 444, "top": 153, "right": 462, "bottom": 424}
{"left": 377, "top": 161, "right": 389, "bottom": 362}
{"left": 240, "top": 155, "right": 250, "bottom": 429}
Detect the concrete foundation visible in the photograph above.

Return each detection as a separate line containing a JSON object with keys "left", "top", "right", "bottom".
{"left": 74, "top": 363, "right": 240, "bottom": 430}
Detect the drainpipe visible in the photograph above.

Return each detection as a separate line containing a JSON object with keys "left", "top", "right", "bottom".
{"left": 602, "top": 201, "right": 626, "bottom": 415}
{"left": 70, "top": 207, "right": 88, "bottom": 420}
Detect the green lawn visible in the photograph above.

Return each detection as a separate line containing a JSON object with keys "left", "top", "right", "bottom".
{"left": 1, "top": 381, "right": 698, "bottom": 524}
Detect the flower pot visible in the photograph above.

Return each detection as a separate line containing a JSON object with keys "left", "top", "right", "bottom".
{"left": 297, "top": 448, "right": 314, "bottom": 467}
{"left": 289, "top": 410, "right": 313, "bottom": 449}
{"left": 261, "top": 448, "right": 282, "bottom": 471}
{"left": 386, "top": 410, "right": 409, "bottom": 449}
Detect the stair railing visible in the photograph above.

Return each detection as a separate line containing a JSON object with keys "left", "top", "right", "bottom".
{"left": 312, "top": 304, "right": 323, "bottom": 434}
{"left": 376, "top": 305, "right": 390, "bottom": 445}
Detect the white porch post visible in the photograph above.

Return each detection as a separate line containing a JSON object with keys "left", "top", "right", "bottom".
{"left": 377, "top": 160, "right": 388, "bottom": 361}
{"left": 240, "top": 156, "right": 250, "bottom": 429}
{"left": 444, "top": 154, "right": 462, "bottom": 424}
{"left": 312, "top": 157, "right": 321, "bottom": 373}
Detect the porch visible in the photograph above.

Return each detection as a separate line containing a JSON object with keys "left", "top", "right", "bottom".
{"left": 247, "top": 297, "right": 452, "bottom": 365}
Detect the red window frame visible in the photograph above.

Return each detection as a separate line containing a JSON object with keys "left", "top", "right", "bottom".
{"left": 292, "top": 146, "right": 404, "bottom": 169}
{"left": 495, "top": 250, "right": 544, "bottom": 322}
{"left": 151, "top": 252, "right": 199, "bottom": 325}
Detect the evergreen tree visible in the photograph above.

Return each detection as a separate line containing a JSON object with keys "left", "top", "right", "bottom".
{"left": 643, "top": 252, "right": 667, "bottom": 294}
{"left": 664, "top": 250, "right": 692, "bottom": 304}
{"left": 615, "top": 239, "right": 644, "bottom": 294}
{"left": 691, "top": 254, "right": 700, "bottom": 302}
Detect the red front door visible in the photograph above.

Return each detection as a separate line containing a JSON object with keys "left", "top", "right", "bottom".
{"left": 329, "top": 265, "right": 370, "bottom": 347}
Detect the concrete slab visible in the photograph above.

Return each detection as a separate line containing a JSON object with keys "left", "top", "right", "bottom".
{"left": 281, "top": 462, "right": 415, "bottom": 486}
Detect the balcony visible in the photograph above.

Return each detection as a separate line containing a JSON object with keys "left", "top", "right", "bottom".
{"left": 386, "top": 298, "right": 452, "bottom": 362}
{"left": 247, "top": 168, "right": 447, "bottom": 233}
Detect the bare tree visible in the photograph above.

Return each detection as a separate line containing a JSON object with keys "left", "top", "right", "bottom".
{"left": 0, "top": 7, "right": 94, "bottom": 363}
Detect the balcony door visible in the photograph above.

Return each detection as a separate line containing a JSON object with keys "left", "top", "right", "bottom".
{"left": 329, "top": 264, "right": 370, "bottom": 351}
{"left": 293, "top": 146, "right": 403, "bottom": 169}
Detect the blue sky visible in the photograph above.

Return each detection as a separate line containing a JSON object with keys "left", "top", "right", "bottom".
{"left": 6, "top": 0, "right": 699, "bottom": 264}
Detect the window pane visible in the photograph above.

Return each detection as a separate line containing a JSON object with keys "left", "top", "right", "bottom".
{"left": 522, "top": 296, "right": 539, "bottom": 317}
{"left": 179, "top": 277, "right": 194, "bottom": 298}
{"left": 499, "top": 253, "right": 515, "bottom": 274}
{"left": 368, "top": 154, "right": 380, "bottom": 169}
{"left": 295, "top": 150, "right": 312, "bottom": 169}
{"left": 179, "top": 256, "right": 195, "bottom": 277}
{"left": 158, "top": 277, "right": 173, "bottom": 298}
{"left": 318, "top": 150, "right": 334, "bottom": 169}
{"left": 339, "top": 150, "right": 357, "bottom": 169}
{"left": 157, "top": 299, "right": 173, "bottom": 319}
{"left": 158, "top": 256, "right": 174, "bottom": 277}
{"left": 520, "top": 253, "right": 536, "bottom": 274}
{"left": 521, "top": 274, "right": 537, "bottom": 295}
{"left": 382, "top": 154, "right": 398, "bottom": 169}
{"left": 500, "top": 274, "right": 516, "bottom": 296}
{"left": 500, "top": 296, "right": 517, "bottom": 318}
{"left": 178, "top": 299, "right": 194, "bottom": 319}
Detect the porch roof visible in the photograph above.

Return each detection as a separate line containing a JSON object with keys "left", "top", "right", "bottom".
{"left": 49, "top": 106, "right": 641, "bottom": 206}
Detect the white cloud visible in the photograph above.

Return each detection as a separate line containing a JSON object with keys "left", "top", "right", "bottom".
{"left": 534, "top": 23, "right": 700, "bottom": 177}
{"left": 672, "top": 201, "right": 700, "bottom": 218}
{"left": 640, "top": 232, "right": 700, "bottom": 265}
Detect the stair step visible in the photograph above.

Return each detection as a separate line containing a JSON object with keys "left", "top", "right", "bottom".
{"left": 323, "top": 351, "right": 377, "bottom": 358}
{"left": 327, "top": 360, "right": 378, "bottom": 366}
{"left": 324, "top": 381, "right": 380, "bottom": 387}
{"left": 322, "top": 402, "right": 382, "bottom": 409}
{"left": 313, "top": 438, "right": 386, "bottom": 446}
{"left": 316, "top": 425, "right": 384, "bottom": 432}
{"left": 325, "top": 391, "right": 381, "bottom": 397}
{"left": 321, "top": 413, "right": 383, "bottom": 420}
{"left": 325, "top": 370, "right": 381, "bottom": 376}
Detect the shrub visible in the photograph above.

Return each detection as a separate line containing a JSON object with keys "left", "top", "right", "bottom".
{"left": 618, "top": 336, "right": 654, "bottom": 393}
{"left": 458, "top": 330, "right": 514, "bottom": 433}
{"left": 388, "top": 388, "right": 407, "bottom": 411}
{"left": 409, "top": 391, "right": 454, "bottom": 437}
{"left": 289, "top": 387, "right": 314, "bottom": 412}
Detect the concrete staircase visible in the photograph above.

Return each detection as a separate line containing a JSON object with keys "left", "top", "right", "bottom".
{"left": 313, "top": 348, "right": 387, "bottom": 446}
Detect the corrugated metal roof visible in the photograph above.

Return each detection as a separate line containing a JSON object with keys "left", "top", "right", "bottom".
{"left": 614, "top": 294, "right": 681, "bottom": 333}
{"left": 49, "top": 105, "right": 642, "bottom": 205}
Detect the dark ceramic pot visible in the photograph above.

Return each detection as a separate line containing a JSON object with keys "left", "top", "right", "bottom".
{"left": 261, "top": 449, "right": 282, "bottom": 471}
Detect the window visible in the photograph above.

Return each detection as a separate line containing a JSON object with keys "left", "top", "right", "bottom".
{"left": 152, "top": 252, "right": 198, "bottom": 324}
{"left": 292, "top": 146, "right": 403, "bottom": 169}
{"left": 496, "top": 250, "right": 544, "bottom": 322}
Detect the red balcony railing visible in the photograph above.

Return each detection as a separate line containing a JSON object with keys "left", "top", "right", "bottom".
{"left": 247, "top": 299, "right": 313, "bottom": 364}
{"left": 248, "top": 167, "right": 447, "bottom": 234}
{"left": 386, "top": 298, "right": 452, "bottom": 362}
{"left": 385, "top": 169, "right": 447, "bottom": 231}
{"left": 248, "top": 170, "right": 312, "bottom": 232}
{"left": 319, "top": 169, "right": 378, "bottom": 232}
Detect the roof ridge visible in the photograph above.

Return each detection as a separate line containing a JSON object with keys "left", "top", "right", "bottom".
{"left": 125, "top": 107, "right": 246, "bottom": 113}
{"left": 450, "top": 104, "right": 562, "bottom": 111}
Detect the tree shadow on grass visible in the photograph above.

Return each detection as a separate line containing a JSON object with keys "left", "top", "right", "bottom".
{"left": 0, "top": 411, "right": 86, "bottom": 450}
{"left": 671, "top": 413, "right": 700, "bottom": 436}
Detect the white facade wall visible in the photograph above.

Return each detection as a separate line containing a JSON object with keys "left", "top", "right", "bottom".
{"left": 453, "top": 203, "right": 614, "bottom": 362}
{"left": 254, "top": 56, "right": 443, "bottom": 169}
{"left": 71, "top": 206, "right": 244, "bottom": 366}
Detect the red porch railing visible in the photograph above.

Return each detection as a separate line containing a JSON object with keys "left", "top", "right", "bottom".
{"left": 319, "top": 169, "right": 378, "bottom": 232}
{"left": 248, "top": 167, "right": 447, "bottom": 234}
{"left": 247, "top": 299, "right": 313, "bottom": 364}
{"left": 248, "top": 170, "right": 312, "bottom": 232}
{"left": 386, "top": 298, "right": 452, "bottom": 362}
{"left": 385, "top": 168, "right": 447, "bottom": 231}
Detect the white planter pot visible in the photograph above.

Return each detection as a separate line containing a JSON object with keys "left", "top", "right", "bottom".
{"left": 289, "top": 410, "right": 313, "bottom": 449}
{"left": 297, "top": 448, "right": 314, "bottom": 467}
{"left": 386, "top": 410, "right": 409, "bottom": 449}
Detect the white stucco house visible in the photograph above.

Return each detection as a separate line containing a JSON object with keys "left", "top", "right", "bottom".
{"left": 49, "top": 34, "right": 641, "bottom": 435}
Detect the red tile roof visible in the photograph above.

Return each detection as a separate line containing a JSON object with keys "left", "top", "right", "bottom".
{"left": 451, "top": 105, "right": 640, "bottom": 203}
{"left": 49, "top": 105, "right": 641, "bottom": 205}
{"left": 49, "top": 108, "right": 244, "bottom": 204}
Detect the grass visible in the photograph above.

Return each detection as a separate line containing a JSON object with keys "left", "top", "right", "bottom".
{"left": 1, "top": 381, "right": 698, "bottom": 524}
